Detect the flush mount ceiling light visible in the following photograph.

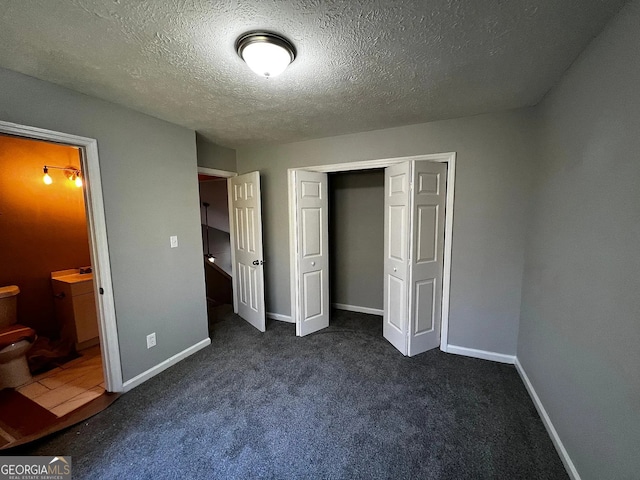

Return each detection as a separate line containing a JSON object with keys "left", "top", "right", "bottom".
{"left": 236, "top": 31, "right": 296, "bottom": 78}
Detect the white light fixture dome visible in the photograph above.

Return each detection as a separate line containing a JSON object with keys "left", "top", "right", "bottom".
{"left": 236, "top": 32, "right": 296, "bottom": 78}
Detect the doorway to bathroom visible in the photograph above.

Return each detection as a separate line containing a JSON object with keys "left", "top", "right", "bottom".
{"left": 0, "top": 120, "right": 120, "bottom": 448}
{"left": 197, "top": 167, "right": 236, "bottom": 325}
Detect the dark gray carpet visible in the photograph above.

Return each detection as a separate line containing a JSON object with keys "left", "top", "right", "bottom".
{"left": 11, "top": 309, "right": 567, "bottom": 479}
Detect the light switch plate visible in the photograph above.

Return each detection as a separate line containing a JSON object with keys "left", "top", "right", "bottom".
{"left": 170, "top": 235, "right": 178, "bottom": 248}
{"left": 147, "top": 332, "right": 156, "bottom": 349}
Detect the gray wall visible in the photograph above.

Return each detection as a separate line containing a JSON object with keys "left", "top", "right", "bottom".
{"left": 517, "top": 1, "right": 640, "bottom": 478}
{"left": 196, "top": 133, "right": 237, "bottom": 172}
{"left": 329, "top": 170, "right": 384, "bottom": 311}
{"left": 237, "top": 109, "right": 536, "bottom": 355}
{"left": 0, "top": 67, "right": 209, "bottom": 383}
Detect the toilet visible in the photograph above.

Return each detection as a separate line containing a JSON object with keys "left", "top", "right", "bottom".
{"left": 0, "top": 286, "right": 37, "bottom": 389}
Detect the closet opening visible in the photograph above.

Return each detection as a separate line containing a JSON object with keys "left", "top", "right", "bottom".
{"left": 289, "top": 153, "right": 456, "bottom": 356}
{"left": 328, "top": 169, "right": 385, "bottom": 333}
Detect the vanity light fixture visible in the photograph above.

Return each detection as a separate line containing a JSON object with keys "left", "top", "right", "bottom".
{"left": 42, "top": 165, "right": 83, "bottom": 187}
{"left": 236, "top": 31, "right": 296, "bottom": 78}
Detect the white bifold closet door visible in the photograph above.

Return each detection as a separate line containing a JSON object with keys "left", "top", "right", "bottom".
{"left": 292, "top": 161, "right": 446, "bottom": 356}
{"left": 383, "top": 160, "right": 447, "bottom": 356}
{"left": 292, "top": 170, "right": 330, "bottom": 336}
{"left": 383, "top": 162, "right": 411, "bottom": 354}
{"left": 228, "top": 172, "right": 266, "bottom": 332}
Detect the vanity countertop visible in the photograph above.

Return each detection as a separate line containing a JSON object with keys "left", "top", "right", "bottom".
{"left": 53, "top": 273, "right": 93, "bottom": 284}
{"left": 51, "top": 268, "right": 93, "bottom": 285}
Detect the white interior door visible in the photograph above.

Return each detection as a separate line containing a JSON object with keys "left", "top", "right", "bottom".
{"left": 228, "top": 172, "right": 266, "bottom": 332}
{"left": 293, "top": 170, "right": 329, "bottom": 336}
{"left": 383, "top": 162, "right": 411, "bottom": 354}
{"left": 408, "top": 161, "right": 447, "bottom": 356}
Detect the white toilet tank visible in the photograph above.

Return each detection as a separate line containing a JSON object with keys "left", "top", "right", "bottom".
{"left": 0, "top": 285, "right": 20, "bottom": 328}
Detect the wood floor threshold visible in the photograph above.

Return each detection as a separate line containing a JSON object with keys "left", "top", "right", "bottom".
{"left": 1, "top": 391, "right": 121, "bottom": 450}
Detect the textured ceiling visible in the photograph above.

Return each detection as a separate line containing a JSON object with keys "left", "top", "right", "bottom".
{"left": 0, "top": 0, "right": 626, "bottom": 147}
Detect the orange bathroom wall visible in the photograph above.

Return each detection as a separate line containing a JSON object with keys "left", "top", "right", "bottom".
{"left": 0, "top": 135, "right": 91, "bottom": 338}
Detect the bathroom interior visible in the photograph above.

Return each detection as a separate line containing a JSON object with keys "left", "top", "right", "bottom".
{"left": 0, "top": 133, "right": 106, "bottom": 443}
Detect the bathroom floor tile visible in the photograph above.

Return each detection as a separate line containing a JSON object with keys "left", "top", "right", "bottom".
{"left": 17, "top": 381, "right": 50, "bottom": 400}
{"left": 39, "top": 360, "right": 104, "bottom": 389}
{"left": 74, "top": 355, "right": 103, "bottom": 369}
{"left": 22, "top": 346, "right": 105, "bottom": 420}
{"left": 32, "top": 383, "right": 88, "bottom": 410}
{"left": 60, "top": 347, "right": 101, "bottom": 369}
{"left": 33, "top": 361, "right": 104, "bottom": 409}
{"left": 0, "top": 347, "right": 110, "bottom": 448}
{"left": 81, "top": 345, "right": 101, "bottom": 357}
{"left": 50, "top": 386, "right": 104, "bottom": 418}
{"left": 70, "top": 368, "right": 104, "bottom": 391}
{"left": 27, "top": 367, "right": 63, "bottom": 385}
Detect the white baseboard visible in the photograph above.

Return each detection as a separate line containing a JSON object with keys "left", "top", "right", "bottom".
{"left": 122, "top": 338, "right": 211, "bottom": 392}
{"left": 445, "top": 344, "right": 516, "bottom": 364}
{"left": 267, "top": 312, "right": 293, "bottom": 323}
{"left": 515, "top": 358, "right": 580, "bottom": 480}
{"left": 332, "top": 303, "right": 384, "bottom": 316}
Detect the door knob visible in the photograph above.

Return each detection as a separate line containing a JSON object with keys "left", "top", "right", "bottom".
{"left": 252, "top": 260, "right": 265, "bottom": 266}
{"left": 393, "top": 267, "right": 397, "bottom": 272}
{"left": 311, "top": 261, "right": 315, "bottom": 266}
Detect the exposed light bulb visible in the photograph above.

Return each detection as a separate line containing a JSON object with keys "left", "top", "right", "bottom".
{"left": 43, "top": 167, "right": 52, "bottom": 185}
{"left": 75, "top": 175, "right": 83, "bottom": 187}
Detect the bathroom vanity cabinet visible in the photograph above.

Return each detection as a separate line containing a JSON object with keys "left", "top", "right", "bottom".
{"left": 51, "top": 269, "right": 99, "bottom": 351}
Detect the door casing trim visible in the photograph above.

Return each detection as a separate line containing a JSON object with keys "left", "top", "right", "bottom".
{"left": 197, "top": 166, "right": 237, "bottom": 178}
{"left": 287, "top": 152, "right": 456, "bottom": 351}
{"left": 0, "top": 120, "right": 123, "bottom": 391}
